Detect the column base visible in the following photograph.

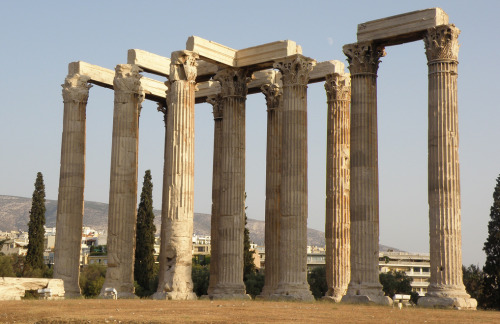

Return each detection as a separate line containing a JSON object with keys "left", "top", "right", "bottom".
{"left": 209, "top": 283, "right": 251, "bottom": 300}
{"left": 151, "top": 291, "right": 197, "bottom": 301}
{"left": 271, "top": 283, "right": 314, "bottom": 301}
{"left": 418, "top": 296, "right": 477, "bottom": 310}
{"left": 98, "top": 291, "right": 138, "bottom": 299}
{"left": 418, "top": 285, "right": 477, "bottom": 310}
{"left": 341, "top": 294, "right": 392, "bottom": 306}
{"left": 342, "top": 282, "right": 392, "bottom": 305}
{"left": 321, "top": 287, "right": 346, "bottom": 303}
{"left": 321, "top": 295, "right": 342, "bottom": 303}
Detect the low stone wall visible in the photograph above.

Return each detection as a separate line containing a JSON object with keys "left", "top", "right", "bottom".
{"left": 0, "top": 277, "right": 65, "bottom": 300}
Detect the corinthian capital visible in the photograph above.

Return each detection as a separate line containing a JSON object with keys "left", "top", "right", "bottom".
{"left": 207, "top": 94, "right": 223, "bottom": 120}
{"left": 343, "top": 42, "right": 386, "bottom": 75}
{"left": 214, "top": 68, "right": 251, "bottom": 98}
{"left": 261, "top": 83, "right": 282, "bottom": 110}
{"left": 114, "top": 64, "right": 145, "bottom": 104}
{"left": 273, "top": 55, "right": 315, "bottom": 87}
{"left": 324, "top": 73, "right": 351, "bottom": 102}
{"left": 424, "top": 24, "right": 460, "bottom": 62}
{"left": 62, "top": 74, "right": 92, "bottom": 104}
{"left": 169, "top": 50, "right": 199, "bottom": 82}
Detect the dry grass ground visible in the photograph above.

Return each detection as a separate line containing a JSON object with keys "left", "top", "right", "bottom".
{"left": 0, "top": 299, "right": 499, "bottom": 323}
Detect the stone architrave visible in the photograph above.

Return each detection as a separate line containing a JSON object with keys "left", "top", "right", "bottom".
{"left": 209, "top": 68, "right": 251, "bottom": 300}
{"left": 323, "top": 72, "right": 351, "bottom": 302}
{"left": 100, "top": 64, "right": 144, "bottom": 299}
{"left": 206, "top": 94, "right": 223, "bottom": 296}
{"left": 259, "top": 74, "right": 283, "bottom": 298}
{"left": 272, "top": 55, "right": 315, "bottom": 301}
{"left": 418, "top": 25, "right": 477, "bottom": 310}
{"left": 153, "top": 51, "right": 198, "bottom": 300}
{"left": 341, "top": 42, "right": 391, "bottom": 306}
{"left": 53, "top": 73, "right": 91, "bottom": 298}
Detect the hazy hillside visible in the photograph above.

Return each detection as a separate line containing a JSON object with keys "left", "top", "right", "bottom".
{"left": 0, "top": 195, "right": 398, "bottom": 250}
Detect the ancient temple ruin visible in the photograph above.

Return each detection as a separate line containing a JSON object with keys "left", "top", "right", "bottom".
{"left": 53, "top": 7, "right": 476, "bottom": 309}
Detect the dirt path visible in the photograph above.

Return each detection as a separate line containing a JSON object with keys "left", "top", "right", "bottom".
{"left": 0, "top": 299, "right": 499, "bottom": 323}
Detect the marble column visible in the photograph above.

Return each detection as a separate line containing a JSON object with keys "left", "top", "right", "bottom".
{"left": 272, "top": 54, "right": 314, "bottom": 301}
{"left": 418, "top": 25, "right": 477, "bottom": 310}
{"left": 259, "top": 74, "right": 283, "bottom": 298}
{"left": 153, "top": 51, "right": 198, "bottom": 300}
{"left": 210, "top": 68, "right": 251, "bottom": 300}
{"left": 100, "top": 64, "right": 144, "bottom": 298}
{"left": 341, "top": 42, "right": 391, "bottom": 305}
{"left": 53, "top": 73, "right": 91, "bottom": 297}
{"left": 323, "top": 72, "right": 351, "bottom": 302}
{"left": 206, "top": 94, "right": 223, "bottom": 296}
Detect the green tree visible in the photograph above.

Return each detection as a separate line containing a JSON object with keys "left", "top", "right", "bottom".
{"left": 379, "top": 270, "right": 419, "bottom": 304}
{"left": 482, "top": 174, "right": 500, "bottom": 309}
{"left": 192, "top": 262, "right": 210, "bottom": 297}
{"left": 462, "top": 264, "right": 484, "bottom": 304}
{"left": 79, "top": 264, "right": 106, "bottom": 298}
{"left": 307, "top": 266, "right": 327, "bottom": 299}
{"left": 26, "top": 172, "right": 46, "bottom": 270}
{"left": 134, "top": 170, "right": 156, "bottom": 296}
{"left": 243, "top": 214, "right": 256, "bottom": 279}
{"left": 0, "top": 255, "right": 15, "bottom": 277}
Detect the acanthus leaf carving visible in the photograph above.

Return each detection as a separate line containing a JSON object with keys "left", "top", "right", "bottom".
{"left": 62, "top": 74, "right": 92, "bottom": 104}
{"left": 343, "top": 42, "right": 385, "bottom": 75}
{"left": 214, "top": 68, "right": 251, "bottom": 98}
{"left": 273, "top": 55, "right": 315, "bottom": 87}
{"left": 261, "top": 83, "right": 282, "bottom": 110}
{"left": 424, "top": 24, "right": 460, "bottom": 62}
{"left": 169, "top": 50, "right": 199, "bottom": 83}
{"left": 207, "top": 94, "right": 223, "bottom": 120}
{"left": 113, "top": 64, "right": 145, "bottom": 105}
{"left": 325, "top": 73, "right": 351, "bottom": 102}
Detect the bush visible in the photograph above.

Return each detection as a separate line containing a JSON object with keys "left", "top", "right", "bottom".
{"left": 307, "top": 266, "right": 327, "bottom": 299}
{"left": 244, "top": 272, "right": 265, "bottom": 298}
{"left": 192, "top": 263, "right": 210, "bottom": 297}
{"left": 0, "top": 255, "right": 15, "bottom": 277}
{"left": 79, "top": 264, "right": 106, "bottom": 298}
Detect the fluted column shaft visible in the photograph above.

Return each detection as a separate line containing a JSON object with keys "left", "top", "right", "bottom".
{"left": 420, "top": 25, "right": 475, "bottom": 308}
{"left": 273, "top": 55, "right": 314, "bottom": 301}
{"left": 101, "top": 64, "right": 144, "bottom": 298}
{"left": 342, "top": 42, "right": 388, "bottom": 303}
{"left": 154, "top": 51, "right": 198, "bottom": 300}
{"left": 207, "top": 94, "right": 223, "bottom": 295}
{"left": 54, "top": 73, "right": 91, "bottom": 297}
{"left": 324, "top": 73, "right": 351, "bottom": 301}
{"left": 211, "top": 68, "right": 250, "bottom": 299}
{"left": 260, "top": 77, "right": 283, "bottom": 297}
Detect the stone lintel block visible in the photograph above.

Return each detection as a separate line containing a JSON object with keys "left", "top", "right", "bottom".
{"left": 341, "top": 294, "right": 393, "bottom": 306}
{"left": 127, "top": 49, "right": 171, "bottom": 77}
{"left": 309, "top": 60, "right": 346, "bottom": 83}
{"left": 68, "top": 61, "right": 167, "bottom": 103}
{"left": 418, "top": 296, "right": 477, "bottom": 310}
{"left": 357, "top": 7, "right": 449, "bottom": 46}
{"left": 186, "top": 36, "right": 302, "bottom": 69}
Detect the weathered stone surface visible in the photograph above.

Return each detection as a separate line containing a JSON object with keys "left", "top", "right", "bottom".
{"left": 53, "top": 73, "right": 91, "bottom": 298}
{"left": 127, "top": 49, "right": 170, "bottom": 77}
{"left": 259, "top": 72, "right": 282, "bottom": 298}
{"left": 100, "top": 64, "right": 144, "bottom": 299}
{"left": 272, "top": 55, "right": 315, "bottom": 301}
{"left": 324, "top": 72, "right": 350, "bottom": 302}
{"left": 357, "top": 8, "right": 449, "bottom": 45}
{"left": 154, "top": 51, "right": 198, "bottom": 301}
{"left": 342, "top": 42, "right": 388, "bottom": 305}
{"left": 417, "top": 24, "right": 476, "bottom": 310}
{"left": 209, "top": 67, "right": 250, "bottom": 300}
{"left": 186, "top": 36, "right": 301, "bottom": 69}
{"left": 0, "top": 278, "right": 65, "bottom": 300}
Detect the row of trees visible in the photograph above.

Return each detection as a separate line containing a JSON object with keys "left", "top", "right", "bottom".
{"left": 6, "top": 171, "right": 500, "bottom": 307}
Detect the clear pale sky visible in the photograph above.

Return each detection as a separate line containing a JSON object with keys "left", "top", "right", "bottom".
{"left": 1, "top": 1, "right": 498, "bottom": 267}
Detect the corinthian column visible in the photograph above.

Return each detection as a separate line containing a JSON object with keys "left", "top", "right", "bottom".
{"left": 206, "top": 94, "right": 223, "bottom": 296}
{"left": 323, "top": 72, "right": 351, "bottom": 302}
{"left": 210, "top": 68, "right": 251, "bottom": 300}
{"left": 154, "top": 51, "right": 198, "bottom": 300}
{"left": 272, "top": 55, "right": 314, "bottom": 301}
{"left": 53, "top": 73, "right": 91, "bottom": 297}
{"left": 101, "top": 64, "right": 144, "bottom": 299}
{"left": 341, "top": 42, "right": 391, "bottom": 305}
{"left": 259, "top": 73, "right": 283, "bottom": 298}
{"left": 418, "top": 25, "right": 477, "bottom": 310}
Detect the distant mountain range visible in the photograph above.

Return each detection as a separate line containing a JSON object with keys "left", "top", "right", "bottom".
{"left": 0, "top": 195, "right": 399, "bottom": 251}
